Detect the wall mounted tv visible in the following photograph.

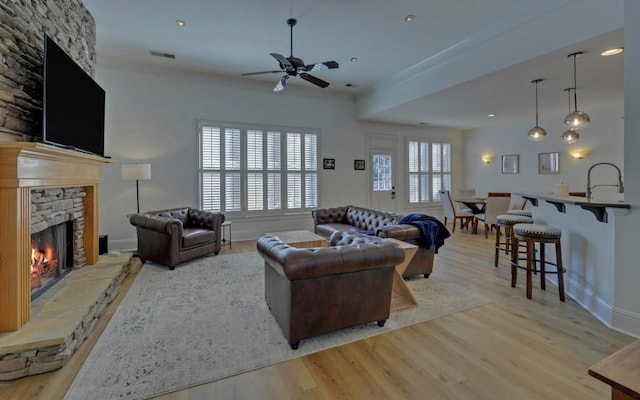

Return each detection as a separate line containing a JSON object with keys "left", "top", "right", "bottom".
{"left": 42, "top": 34, "right": 105, "bottom": 157}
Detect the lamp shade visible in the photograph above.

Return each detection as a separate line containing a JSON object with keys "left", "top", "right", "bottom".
{"left": 121, "top": 163, "right": 151, "bottom": 181}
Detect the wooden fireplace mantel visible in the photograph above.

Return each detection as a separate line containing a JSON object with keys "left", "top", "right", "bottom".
{"left": 0, "top": 142, "right": 112, "bottom": 331}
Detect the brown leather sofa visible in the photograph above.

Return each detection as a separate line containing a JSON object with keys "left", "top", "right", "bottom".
{"left": 312, "top": 205, "right": 449, "bottom": 278}
{"left": 129, "top": 207, "right": 225, "bottom": 270}
{"left": 257, "top": 232, "right": 405, "bottom": 349}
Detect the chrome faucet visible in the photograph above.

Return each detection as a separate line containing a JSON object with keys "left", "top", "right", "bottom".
{"left": 586, "top": 162, "right": 624, "bottom": 200}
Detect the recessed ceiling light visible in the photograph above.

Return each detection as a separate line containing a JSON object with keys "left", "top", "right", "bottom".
{"left": 601, "top": 47, "right": 623, "bottom": 56}
{"left": 176, "top": 19, "right": 186, "bottom": 27}
{"left": 404, "top": 15, "right": 415, "bottom": 22}
{"left": 345, "top": 83, "right": 358, "bottom": 88}
{"left": 488, "top": 113, "right": 496, "bottom": 118}
{"left": 350, "top": 57, "right": 358, "bottom": 62}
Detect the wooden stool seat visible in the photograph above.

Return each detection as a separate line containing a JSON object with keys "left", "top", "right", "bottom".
{"left": 511, "top": 223, "right": 565, "bottom": 302}
{"left": 493, "top": 214, "right": 533, "bottom": 267}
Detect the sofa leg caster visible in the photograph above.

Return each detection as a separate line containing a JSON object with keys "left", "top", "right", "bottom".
{"left": 290, "top": 342, "right": 299, "bottom": 350}
{"left": 214, "top": 251, "right": 219, "bottom": 255}
{"left": 169, "top": 265, "right": 175, "bottom": 271}
{"left": 377, "top": 319, "right": 387, "bottom": 327}
{"left": 424, "top": 273, "right": 430, "bottom": 278}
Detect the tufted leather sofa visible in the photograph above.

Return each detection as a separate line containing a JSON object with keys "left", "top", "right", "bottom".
{"left": 312, "top": 205, "right": 439, "bottom": 278}
{"left": 257, "top": 232, "right": 405, "bottom": 349}
{"left": 129, "top": 207, "right": 225, "bottom": 270}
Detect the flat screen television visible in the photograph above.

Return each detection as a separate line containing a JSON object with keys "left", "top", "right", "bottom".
{"left": 42, "top": 34, "right": 105, "bottom": 157}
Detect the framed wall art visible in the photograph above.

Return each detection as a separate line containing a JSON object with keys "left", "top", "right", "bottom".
{"left": 354, "top": 159, "right": 365, "bottom": 170}
{"left": 501, "top": 154, "right": 519, "bottom": 174}
{"left": 538, "top": 152, "right": 560, "bottom": 174}
{"left": 323, "top": 158, "right": 335, "bottom": 170}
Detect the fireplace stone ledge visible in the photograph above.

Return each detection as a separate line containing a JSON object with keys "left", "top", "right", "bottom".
{"left": 0, "top": 253, "right": 138, "bottom": 380}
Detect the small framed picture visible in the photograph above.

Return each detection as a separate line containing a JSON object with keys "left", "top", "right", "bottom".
{"left": 538, "top": 152, "right": 560, "bottom": 174}
{"left": 323, "top": 158, "right": 335, "bottom": 170}
{"left": 354, "top": 159, "right": 365, "bottom": 170}
{"left": 501, "top": 154, "right": 519, "bottom": 174}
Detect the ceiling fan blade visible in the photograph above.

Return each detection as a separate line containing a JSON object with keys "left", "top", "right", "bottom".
{"left": 304, "top": 60, "right": 339, "bottom": 72}
{"left": 299, "top": 73, "right": 330, "bottom": 88}
{"left": 241, "top": 70, "right": 283, "bottom": 76}
{"left": 270, "top": 53, "right": 292, "bottom": 69}
{"left": 273, "top": 75, "right": 289, "bottom": 92}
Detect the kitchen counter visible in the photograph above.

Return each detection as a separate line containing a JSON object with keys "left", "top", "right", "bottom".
{"left": 514, "top": 192, "right": 629, "bottom": 223}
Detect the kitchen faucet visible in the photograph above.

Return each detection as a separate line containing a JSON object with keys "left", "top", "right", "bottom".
{"left": 586, "top": 162, "right": 624, "bottom": 200}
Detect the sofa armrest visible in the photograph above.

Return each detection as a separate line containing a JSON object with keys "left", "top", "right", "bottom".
{"left": 130, "top": 214, "right": 183, "bottom": 235}
{"left": 312, "top": 206, "right": 349, "bottom": 227}
{"left": 376, "top": 224, "right": 422, "bottom": 241}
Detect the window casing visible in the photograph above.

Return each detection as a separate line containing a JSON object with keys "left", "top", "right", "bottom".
{"left": 198, "top": 121, "right": 318, "bottom": 216}
{"left": 407, "top": 138, "right": 452, "bottom": 204}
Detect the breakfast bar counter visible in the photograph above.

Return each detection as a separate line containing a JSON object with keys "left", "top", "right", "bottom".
{"left": 512, "top": 192, "right": 630, "bottom": 330}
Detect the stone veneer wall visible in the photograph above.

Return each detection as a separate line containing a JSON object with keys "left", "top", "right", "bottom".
{"left": 0, "top": 0, "right": 96, "bottom": 141}
{"left": 31, "top": 187, "right": 87, "bottom": 268}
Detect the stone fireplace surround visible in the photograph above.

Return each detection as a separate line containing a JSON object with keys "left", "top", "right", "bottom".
{"left": 0, "top": 142, "right": 130, "bottom": 379}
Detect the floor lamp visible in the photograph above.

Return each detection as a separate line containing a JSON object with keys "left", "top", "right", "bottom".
{"left": 121, "top": 163, "right": 152, "bottom": 213}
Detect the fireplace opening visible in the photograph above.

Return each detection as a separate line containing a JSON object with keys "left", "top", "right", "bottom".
{"left": 30, "top": 221, "right": 73, "bottom": 300}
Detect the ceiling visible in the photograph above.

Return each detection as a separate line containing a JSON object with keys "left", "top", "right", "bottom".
{"left": 82, "top": 0, "right": 625, "bottom": 130}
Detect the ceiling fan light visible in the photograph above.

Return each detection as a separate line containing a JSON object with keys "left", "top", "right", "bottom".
{"left": 563, "top": 110, "right": 590, "bottom": 130}
{"left": 561, "top": 129, "right": 580, "bottom": 144}
{"left": 527, "top": 126, "right": 547, "bottom": 141}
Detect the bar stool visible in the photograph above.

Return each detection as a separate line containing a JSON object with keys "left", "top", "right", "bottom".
{"left": 511, "top": 223, "right": 565, "bottom": 302}
{"left": 495, "top": 214, "right": 533, "bottom": 267}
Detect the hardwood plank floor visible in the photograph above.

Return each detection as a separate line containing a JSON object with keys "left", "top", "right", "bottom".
{"left": 0, "top": 228, "right": 634, "bottom": 399}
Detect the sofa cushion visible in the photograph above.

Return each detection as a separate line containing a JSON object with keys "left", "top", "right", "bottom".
{"left": 182, "top": 228, "right": 215, "bottom": 248}
{"left": 315, "top": 223, "right": 359, "bottom": 238}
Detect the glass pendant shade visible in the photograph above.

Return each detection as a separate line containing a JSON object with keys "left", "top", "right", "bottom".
{"left": 527, "top": 79, "right": 547, "bottom": 141}
{"left": 560, "top": 129, "right": 580, "bottom": 144}
{"left": 563, "top": 52, "right": 590, "bottom": 130}
{"left": 528, "top": 126, "right": 547, "bottom": 141}
{"left": 563, "top": 110, "right": 590, "bottom": 130}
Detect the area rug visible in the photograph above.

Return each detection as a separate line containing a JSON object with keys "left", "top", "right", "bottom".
{"left": 65, "top": 252, "right": 491, "bottom": 400}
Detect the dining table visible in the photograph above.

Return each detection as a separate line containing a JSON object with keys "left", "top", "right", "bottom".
{"left": 455, "top": 197, "right": 487, "bottom": 215}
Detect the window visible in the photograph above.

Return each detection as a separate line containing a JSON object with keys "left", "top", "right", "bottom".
{"left": 407, "top": 138, "right": 451, "bottom": 204}
{"left": 198, "top": 121, "right": 318, "bottom": 215}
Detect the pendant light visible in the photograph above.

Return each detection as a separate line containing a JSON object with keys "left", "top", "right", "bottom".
{"left": 527, "top": 78, "right": 547, "bottom": 141}
{"left": 561, "top": 88, "right": 580, "bottom": 144}
{"left": 563, "top": 52, "right": 590, "bottom": 130}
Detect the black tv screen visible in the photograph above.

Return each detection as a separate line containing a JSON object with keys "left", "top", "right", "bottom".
{"left": 43, "top": 34, "right": 105, "bottom": 157}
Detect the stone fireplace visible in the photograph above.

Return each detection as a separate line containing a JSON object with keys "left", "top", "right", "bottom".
{"left": 0, "top": 142, "right": 111, "bottom": 332}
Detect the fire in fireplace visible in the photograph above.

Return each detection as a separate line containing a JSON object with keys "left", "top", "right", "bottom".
{"left": 30, "top": 221, "right": 73, "bottom": 299}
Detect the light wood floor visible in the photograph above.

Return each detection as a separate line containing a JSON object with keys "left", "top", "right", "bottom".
{"left": 0, "top": 227, "right": 634, "bottom": 399}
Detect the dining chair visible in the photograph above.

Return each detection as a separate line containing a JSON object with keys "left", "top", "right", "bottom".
{"left": 473, "top": 194, "right": 512, "bottom": 238}
{"left": 439, "top": 190, "right": 474, "bottom": 233}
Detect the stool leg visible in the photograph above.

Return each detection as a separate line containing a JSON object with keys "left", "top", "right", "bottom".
{"left": 511, "top": 235, "right": 518, "bottom": 288}
{"left": 526, "top": 239, "right": 533, "bottom": 299}
{"left": 555, "top": 239, "right": 565, "bottom": 302}
{"left": 505, "top": 227, "right": 511, "bottom": 255}
{"left": 494, "top": 226, "right": 501, "bottom": 267}
{"left": 540, "top": 242, "right": 546, "bottom": 290}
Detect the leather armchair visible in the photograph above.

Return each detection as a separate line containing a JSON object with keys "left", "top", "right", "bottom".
{"left": 129, "top": 207, "right": 225, "bottom": 270}
{"left": 257, "top": 233, "right": 405, "bottom": 349}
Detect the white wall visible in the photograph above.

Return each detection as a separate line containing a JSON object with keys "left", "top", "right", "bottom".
{"left": 462, "top": 101, "right": 624, "bottom": 199}
{"left": 95, "top": 59, "right": 461, "bottom": 250}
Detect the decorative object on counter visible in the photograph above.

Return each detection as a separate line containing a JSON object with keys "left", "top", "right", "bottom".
{"left": 527, "top": 79, "right": 547, "bottom": 142}
{"left": 561, "top": 88, "right": 580, "bottom": 144}
{"left": 570, "top": 149, "right": 590, "bottom": 159}
{"left": 586, "top": 162, "right": 624, "bottom": 200}
{"left": 481, "top": 154, "right": 494, "bottom": 164}
{"left": 121, "top": 163, "right": 152, "bottom": 213}
{"left": 538, "top": 152, "right": 559, "bottom": 174}
{"left": 354, "top": 159, "right": 365, "bottom": 170}
{"left": 554, "top": 183, "right": 570, "bottom": 197}
{"left": 563, "top": 52, "right": 590, "bottom": 131}
{"left": 501, "top": 154, "right": 519, "bottom": 174}
{"left": 323, "top": 158, "right": 335, "bottom": 169}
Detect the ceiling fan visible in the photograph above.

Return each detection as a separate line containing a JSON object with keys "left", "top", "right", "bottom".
{"left": 241, "top": 18, "right": 339, "bottom": 91}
